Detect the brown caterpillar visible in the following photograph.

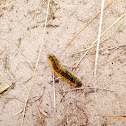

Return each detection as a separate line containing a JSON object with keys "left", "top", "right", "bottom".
{"left": 48, "top": 54, "right": 82, "bottom": 87}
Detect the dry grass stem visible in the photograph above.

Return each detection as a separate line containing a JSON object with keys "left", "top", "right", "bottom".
{"left": 21, "top": 0, "right": 51, "bottom": 125}
{"left": 75, "top": 12, "right": 126, "bottom": 68}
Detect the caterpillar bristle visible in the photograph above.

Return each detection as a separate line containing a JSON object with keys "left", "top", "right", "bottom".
{"left": 48, "top": 54, "right": 82, "bottom": 87}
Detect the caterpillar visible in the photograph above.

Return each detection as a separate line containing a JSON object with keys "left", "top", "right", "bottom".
{"left": 48, "top": 54, "right": 82, "bottom": 87}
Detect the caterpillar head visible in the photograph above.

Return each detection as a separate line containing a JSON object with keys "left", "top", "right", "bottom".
{"left": 48, "top": 54, "right": 56, "bottom": 61}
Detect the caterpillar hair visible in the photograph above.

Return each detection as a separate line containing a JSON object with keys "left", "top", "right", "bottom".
{"left": 48, "top": 54, "right": 82, "bottom": 87}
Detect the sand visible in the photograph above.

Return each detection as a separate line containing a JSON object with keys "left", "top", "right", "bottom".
{"left": 0, "top": 0, "right": 126, "bottom": 125}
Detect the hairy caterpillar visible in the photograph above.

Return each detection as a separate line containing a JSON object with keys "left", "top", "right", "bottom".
{"left": 48, "top": 54, "right": 82, "bottom": 87}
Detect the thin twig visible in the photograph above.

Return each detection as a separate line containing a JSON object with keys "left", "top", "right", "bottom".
{"left": 67, "top": 21, "right": 123, "bottom": 58}
{"left": 75, "top": 12, "right": 126, "bottom": 67}
{"left": 64, "top": 86, "right": 114, "bottom": 92}
{"left": 21, "top": 0, "right": 51, "bottom": 126}
{"left": 94, "top": 0, "right": 105, "bottom": 78}
{"left": 100, "top": 51, "right": 126, "bottom": 67}
{"left": 52, "top": 71, "right": 56, "bottom": 125}
{"left": 60, "top": 0, "right": 115, "bottom": 55}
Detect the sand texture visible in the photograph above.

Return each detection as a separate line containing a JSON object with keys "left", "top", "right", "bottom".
{"left": 0, "top": 0, "right": 126, "bottom": 126}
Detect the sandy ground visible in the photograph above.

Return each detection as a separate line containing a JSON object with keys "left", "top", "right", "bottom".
{"left": 0, "top": 0, "right": 126, "bottom": 126}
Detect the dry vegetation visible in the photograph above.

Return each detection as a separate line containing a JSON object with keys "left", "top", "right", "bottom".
{"left": 0, "top": 0, "right": 126, "bottom": 126}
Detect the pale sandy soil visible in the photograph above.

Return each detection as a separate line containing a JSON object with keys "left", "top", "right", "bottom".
{"left": 0, "top": 0, "right": 126, "bottom": 126}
